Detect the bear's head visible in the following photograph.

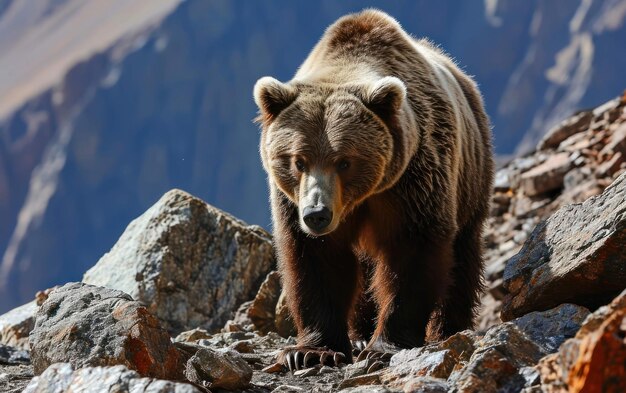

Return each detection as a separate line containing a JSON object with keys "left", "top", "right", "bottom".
{"left": 254, "top": 76, "right": 416, "bottom": 236}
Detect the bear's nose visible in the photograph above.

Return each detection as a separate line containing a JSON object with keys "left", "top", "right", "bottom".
{"left": 302, "top": 205, "right": 333, "bottom": 232}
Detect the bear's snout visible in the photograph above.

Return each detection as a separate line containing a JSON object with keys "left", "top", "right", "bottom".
{"left": 302, "top": 205, "right": 333, "bottom": 233}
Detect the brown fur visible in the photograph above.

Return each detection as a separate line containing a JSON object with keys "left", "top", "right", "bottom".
{"left": 254, "top": 10, "right": 494, "bottom": 360}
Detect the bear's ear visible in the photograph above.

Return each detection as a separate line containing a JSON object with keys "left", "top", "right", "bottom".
{"left": 361, "top": 76, "right": 407, "bottom": 121}
{"left": 254, "top": 77, "right": 297, "bottom": 125}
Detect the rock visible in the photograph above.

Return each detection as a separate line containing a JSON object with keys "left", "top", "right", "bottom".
{"left": 0, "top": 363, "right": 33, "bottom": 393}
{"left": 229, "top": 340, "right": 254, "bottom": 353}
{"left": 519, "top": 152, "right": 571, "bottom": 196}
{"left": 537, "top": 111, "right": 592, "bottom": 151}
{"left": 229, "top": 300, "right": 254, "bottom": 329}
{"left": 502, "top": 172, "right": 626, "bottom": 321}
{"left": 293, "top": 367, "right": 318, "bottom": 377}
{"left": 538, "top": 289, "right": 626, "bottom": 393}
{"left": 0, "top": 344, "right": 30, "bottom": 365}
{"left": 338, "top": 386, "right": 391, "bottom": 393}
{"left": 184, "top": 347, "right": 252, "bottom": 390}
{"left": 381, "top": 330, "right": 475, "bottom": 390}
{"left": 599, "top": 123, "right": 626, "bottom": 158}
{"left": 596, "top": 151, "right": 624, "bottom": 178}
{"left": 344, "top": 359, "right": 381, "bottom": 379}
{"left": 448, "top": 324, "right": 545, "bottom": 393}
{"left": 272, "top": 385, "right": 306, "bottom": 392}
{"left": 83, "top": 189, "right": 275, "bottom": 334}
{"left": 567, "top": 308, "right": 626, "bottom": 393}
{"left": 275, "top": 290, "right": 296, "bottom": 338}
{"left": 510, "top": 304, "right": 590, "bottom": 354}
{"left": 248, "top": 271, "right": 281, "bottom": 334}
{"left": 401, "top": 377, "right": 449, "bottom": 393}
{"left": 23, "top": 363, "right": 201, "bottom": 393}
{"left": 0, "top": 301, "right": 37, "bottom": 350}
{"left": 29, "top": 283, "right": 185, "bottom": 380}
{"left": 174, "top": 328, "right": 212, "bottom": 343}
{"left": 337, "top": 371, "right": 383, "bottom": 390}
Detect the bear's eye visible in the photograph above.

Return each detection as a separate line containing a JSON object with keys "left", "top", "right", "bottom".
{"left": 337, "top": 160, "right": 350, "bottom": 172}
{"left": 294, "top": 159, "right": 306, "bottom": 172}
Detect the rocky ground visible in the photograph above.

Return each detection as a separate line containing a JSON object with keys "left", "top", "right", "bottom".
{"left": 1, "top": 93, "right": 625, "bottom": 392}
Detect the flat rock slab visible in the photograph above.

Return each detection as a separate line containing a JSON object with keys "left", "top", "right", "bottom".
{"left": 23, "top": 363, "right": 201, "bottom": 393}
{"left": 519, "top": 152, "right": 571, "bottom": 197}
{"left": 29, "top": 283, "right": 185, "bottom": 380}
{"left": 502, "top": 172, "right": 626, "bottom": 320}
{"left": 83, "top": 189, "right": 275, "bottom": 334}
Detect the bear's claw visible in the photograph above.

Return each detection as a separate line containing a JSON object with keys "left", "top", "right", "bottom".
{"left": 279, "top": 347, "right": 347, "bottom": 372}
{"left": 356, "top": 349, "right": 393, "bottom": 363}
{"left": 351, "top": 340, "right": 368, "bottom": 357}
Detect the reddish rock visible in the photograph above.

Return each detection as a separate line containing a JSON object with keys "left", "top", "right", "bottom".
{"left": 567, "top": 308, "right": 626, "bottom": 393}
{"left": 539, "top": 290, "right": 626, "bottom": 393}
{"left": 275, "top": 290, "right": 296, "bottom": 338}
{"left": 248, "top": 271, "right": 281, "bottom": 334}
{"left": 29, "top": 283, "right": 185, "bottom": 380}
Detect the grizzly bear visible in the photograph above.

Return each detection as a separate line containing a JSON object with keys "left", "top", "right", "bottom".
{"left": 254, "top": 9, "right": 494, "bottom": 370}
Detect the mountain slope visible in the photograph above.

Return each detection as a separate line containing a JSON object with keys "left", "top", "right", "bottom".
{"left": 1, "top": 0, "right": 625, "bottom": 312}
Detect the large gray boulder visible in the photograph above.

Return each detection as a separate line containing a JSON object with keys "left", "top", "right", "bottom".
{"left": 29, "top": 283, "right": 185, "bottom": 380}
{"left": 83, "top": 189, "right": 275, "bottom": 333}
{"left": 23, "top": 363, "right": 201, "bottom": 393}
{"left": 502, "top": 172, "right": 626, "bottom": 320}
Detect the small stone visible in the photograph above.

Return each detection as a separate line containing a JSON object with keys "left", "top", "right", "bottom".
{"left": 338, "top": 371, "right": 382, "bottom": 389}
{"left": 344, "top": 358, "right": 378, "bottom": 378}
{"left": 262, "top": 362, "right": 285, "bottom": 374}
{"left": 174, "top": 328, "right": 212, "bottom": 343}
{"left": 223, "top": 319, "right": 246, "bottom": 332}
{"left": 229, "top": 340, "right": 254, "bottom": 353}
{"left": 293, "top": 367, "right": 318, "bottom": 377}
{"left": 35, "top": 288, "right": 57, "bottom": 307}
{"left": 184, "top": 348, "right": 252, "bottom": 390}
{"left": 319, "top": 365, "right": 335, "bottom": 374}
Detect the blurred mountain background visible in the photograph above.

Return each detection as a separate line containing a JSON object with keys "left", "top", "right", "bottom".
{"left": 1, "top": 0, "right": 625, "bottom": 312}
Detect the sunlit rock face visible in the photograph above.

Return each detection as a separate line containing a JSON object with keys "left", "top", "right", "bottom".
{"left": 1, "top": 0, "right": 625, "bottom": 312}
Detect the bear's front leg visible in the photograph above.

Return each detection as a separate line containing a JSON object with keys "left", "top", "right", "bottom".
{"left": 359, "top": 235, "right": 454, "bottom": 361}
{"left": 274, "top": 215, "right": 359, "bottom": 370}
